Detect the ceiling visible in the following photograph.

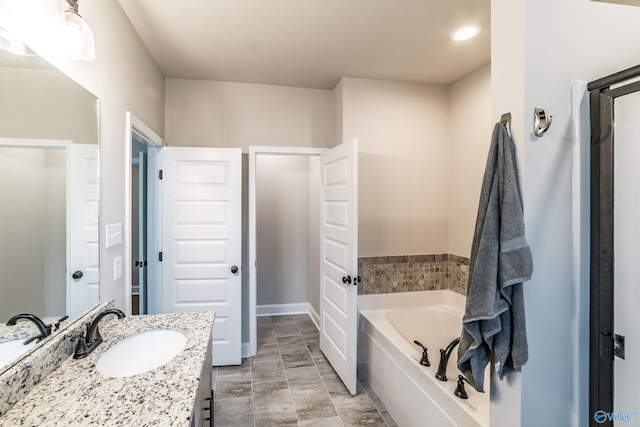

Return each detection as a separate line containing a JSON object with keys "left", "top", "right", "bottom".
{"left": 118, "top": 0, "right": 491, "bottom": 90}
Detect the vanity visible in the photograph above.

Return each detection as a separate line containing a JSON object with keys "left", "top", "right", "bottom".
{"left": 0, "top": 305, "right": 215, "bottom": 426}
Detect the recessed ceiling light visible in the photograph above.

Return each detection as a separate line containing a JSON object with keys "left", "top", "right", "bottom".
{"left": 451, "top": 25, "right": 481, "bottom": 42}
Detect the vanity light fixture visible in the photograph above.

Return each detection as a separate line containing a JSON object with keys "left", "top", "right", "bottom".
{"left": 58, "top": 0, "right": 95, "bottom": 61}
{"left": 451, "top": 25, "right": 481, "bottom": 42}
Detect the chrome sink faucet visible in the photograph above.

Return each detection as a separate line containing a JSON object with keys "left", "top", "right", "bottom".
{"left": 7, "top": 313, "right": 52, "bottom": 343}
{"left": 73, "top": 308, "right": 125, "bottom": 359}
{"left": 436, "top": 337, "right": 461, "bottom": 381}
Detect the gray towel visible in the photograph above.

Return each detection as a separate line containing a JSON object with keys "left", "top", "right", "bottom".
{"left": 456, "top": 123, "right": 533, "bottom": 392}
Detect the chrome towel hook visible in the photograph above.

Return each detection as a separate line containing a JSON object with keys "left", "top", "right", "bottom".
{"left": 500, "top": 112, "right": 512, "bottom": 138}
{"left": 533, "top": 107, "right": 552, "bottom": 137}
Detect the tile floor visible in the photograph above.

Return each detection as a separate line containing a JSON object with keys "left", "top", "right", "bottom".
{"left": 213, "top": 314, "right": 398, "bottom": 426}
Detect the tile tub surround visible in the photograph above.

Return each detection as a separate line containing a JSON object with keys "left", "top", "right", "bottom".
{"left": 358, "top": 254, "right": 469, "bottom": 296}
{"left": 0, "top": 300, "right": 114, "bottom": 416}
{"left": 0, "top": 311, "right": 215, "bottom": 426}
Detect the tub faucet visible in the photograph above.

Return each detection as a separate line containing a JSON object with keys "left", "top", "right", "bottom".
{"left": 7, "top": 313, "right": 52, "bottom": 343}
{"left": 436, "top": 337, "right": 460, "bottom": 381}
{"left": 73, "top": 308, "right": 125, "bottom": 359}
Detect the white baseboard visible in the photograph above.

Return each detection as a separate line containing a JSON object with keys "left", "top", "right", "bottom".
{"left": 256, "top": 302, "right": 311, "bottom": 316}
{"left": 308, "top": 304, "right": 320, "bottom": 330}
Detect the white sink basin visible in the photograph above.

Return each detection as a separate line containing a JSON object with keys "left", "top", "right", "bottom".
{"left": 0, "top": 338, "right": 38, "bottom": 369}
{"left": 95, "top": 329, "right": 186, "bottom": 378}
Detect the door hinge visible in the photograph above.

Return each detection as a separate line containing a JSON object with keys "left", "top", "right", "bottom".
{"left": 614, "top": 333, "right": 625, "bottom": 360}
{"left": 159, "top": 252, "right": 163, "bottom": 262}
{"left": 159, "top": 170, "right": 163, "bottom": 180}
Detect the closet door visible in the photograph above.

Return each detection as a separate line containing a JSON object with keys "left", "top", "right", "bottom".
{"left": 162, "top": 147, "right": 242, "bottom": 366}
{"left": 319, "top": 139, "right": 358, "bottom": 395}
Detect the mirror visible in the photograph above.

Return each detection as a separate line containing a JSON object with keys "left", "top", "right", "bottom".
{"left": 0, "top": 48, "right": 100, "bottom": 373}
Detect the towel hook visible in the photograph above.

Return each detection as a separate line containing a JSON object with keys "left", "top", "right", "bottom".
{"left": 533, "top": 107, "right": 552, "bottom": 137}
{"left": 500, "top": 112, "right": 512, "bottom": 138}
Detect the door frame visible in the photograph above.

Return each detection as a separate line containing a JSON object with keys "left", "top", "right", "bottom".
{"left": 587, "top": 64, "right": 640, "bottom": 426}
{"left": 124, "top": 112, "right": 164, "bottom": 316}
{"left": 248, "top": 146, "right": 327, "bottom": 357}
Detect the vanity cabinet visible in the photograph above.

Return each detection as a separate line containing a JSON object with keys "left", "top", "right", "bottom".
{"left": 191, "top": 337, "right": 213, "bottom": 427}
{"left": 1, "top": 312, "right": 216, "bottom": 426}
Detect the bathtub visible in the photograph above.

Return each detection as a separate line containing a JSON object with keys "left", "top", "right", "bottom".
{"left": 358, "top": 290, "right": 489, "bottom": 427}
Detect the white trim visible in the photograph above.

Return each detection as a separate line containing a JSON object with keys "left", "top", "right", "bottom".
{"left": 241, "top": 342, "right": 251, "bottom": 359}
{"left": 248, "top": 146, "right": 327, "bottom": 358}
{"left": 571, "top": 82, "right": 590, "bottom": 427}
{"left": 124, "top": 112, "right": 164, "bottom": 317}
{"left": 256, "top": 303, "right": 312, "bottom": 316}
{"left": 0, "top": 138, "right": 71, "bottom": 149}
{"left": 308, "top": 303, "right": 320, "bottom": 330}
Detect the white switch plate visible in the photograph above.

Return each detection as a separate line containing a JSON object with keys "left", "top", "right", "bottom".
{"left": 105, "top": 223, "right": 122, "bottom": 248}
{"left": 114, "top": 256, "right": 122, "bottom": 280}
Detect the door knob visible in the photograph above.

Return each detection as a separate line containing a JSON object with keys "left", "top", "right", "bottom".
{"left": 72, "top": 271, "right": 83, "bottom": 280}
{"left": 342, "top": 275, "right": 352, "bottom": 284}
{"left": 231, "top": 265, "right": 239, "bottom": 274}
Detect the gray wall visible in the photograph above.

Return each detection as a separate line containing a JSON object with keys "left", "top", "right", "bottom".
{"left": 35, "top": 0, "right": 166, "bottom": 312}
{"left": 491, "top": 0, "right": 640, "bottom": 426}
{"left": 256, "top": 155, "right": 313, "bottom": 306}
{"left": 0, "top": 66, "right": 98, "bottom": 144}
{"left": 0, "top": 148, "right": 65, "bottom": 317}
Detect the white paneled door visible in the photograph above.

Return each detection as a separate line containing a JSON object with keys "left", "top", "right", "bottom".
{"left": 162, "top": 147, "right": 242, "bottom": 366}
{"left": 319, "top": 139, "right": 358, "bottom": 394}
{"left": 67, "top": 143, "right": 100, "bottom": 318}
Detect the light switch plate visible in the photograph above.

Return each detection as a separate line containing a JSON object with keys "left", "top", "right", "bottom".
{"left": 114, "top": 256, "right": 122, "bottom": 280}
{"left": 106, "top": 223, "right": 122, "bottom": 248}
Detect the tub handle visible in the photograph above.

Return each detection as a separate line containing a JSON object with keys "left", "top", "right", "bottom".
{"left": 455, "top": 375, "right": 471, "bottom": 399}
{"left": 413, "top": 340, "right": 431, "bottom": 367}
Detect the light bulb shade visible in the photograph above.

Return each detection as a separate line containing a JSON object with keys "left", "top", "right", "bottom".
{"left": 58, "top": 9, "right": 95, "bottom": 61}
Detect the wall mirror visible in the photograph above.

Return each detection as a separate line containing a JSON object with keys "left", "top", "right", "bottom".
{"left": 0, "top": 48, "right": 100, "bottom": 374}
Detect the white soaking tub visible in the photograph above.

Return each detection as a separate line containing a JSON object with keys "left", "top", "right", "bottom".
{"left": 358, "top": 290, "right": 489, "bottom": 427}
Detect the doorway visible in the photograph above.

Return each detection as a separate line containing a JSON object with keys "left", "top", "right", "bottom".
{"left": 588, "top": 64, "right": 640, "bottom": 426}
{"left": 248, "top": 147, "right": 326, "bottom": 356}
{"left": 249, "top": 141, "right": 359, "bottom": 394}
{"left": 124, "top": 112, "right": 164, "bottom": 316}
{"left": 131, "top": 138, "right": 148, "bottom": 315}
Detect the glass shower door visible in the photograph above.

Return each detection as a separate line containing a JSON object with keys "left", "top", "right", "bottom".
{"left": 612, "top": 92, "right": 640, "bottom": 423}
{"left": 589, "top": 65, "right": 640, "bottom": 427}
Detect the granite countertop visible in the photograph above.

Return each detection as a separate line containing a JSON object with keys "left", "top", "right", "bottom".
{"left": 0, "top": 311, "right": 215, "bottom": 427}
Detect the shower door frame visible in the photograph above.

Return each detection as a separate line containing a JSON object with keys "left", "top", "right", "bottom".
{"left": 588, "top": 64, "right": 640, "bottom": 427}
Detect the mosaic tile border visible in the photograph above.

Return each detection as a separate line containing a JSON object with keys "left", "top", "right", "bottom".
{"left": 357, "top": 254, "right": 469, "bottom": 296}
